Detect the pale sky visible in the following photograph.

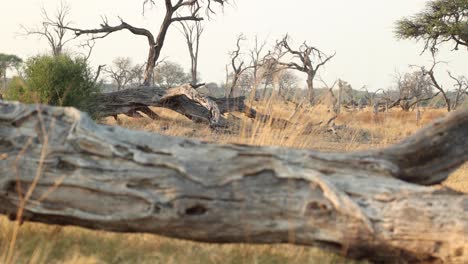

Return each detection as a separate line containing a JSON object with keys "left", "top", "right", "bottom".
{"left": 1, "top": 0, "right": 467, "bottom": 91}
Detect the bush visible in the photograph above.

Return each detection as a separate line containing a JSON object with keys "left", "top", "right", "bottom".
{"left": 4, "top": 76, "right": 32, "bottom": 102}
{"left": 5, "top": 55, "right": 100, "bottom": 111}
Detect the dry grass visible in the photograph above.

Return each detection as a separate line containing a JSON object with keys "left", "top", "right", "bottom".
{"left": 0, "top": 219, "right": 367, "bottom": 264}
{"left": 0, "top": 99, "right": 466, "bottom": 263}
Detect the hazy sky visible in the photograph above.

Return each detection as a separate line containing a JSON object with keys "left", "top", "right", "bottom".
{"left": 1, "top": 0, "right": 467, "bottom": 91}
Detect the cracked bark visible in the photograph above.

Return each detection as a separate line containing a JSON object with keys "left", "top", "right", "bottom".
{"left": 0, "top": 101, "right": 467, "bottom": 263}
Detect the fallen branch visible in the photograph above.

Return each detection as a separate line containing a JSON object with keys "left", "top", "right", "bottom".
{"left": 0, "top": 101, "right": 467, "bottom": 263}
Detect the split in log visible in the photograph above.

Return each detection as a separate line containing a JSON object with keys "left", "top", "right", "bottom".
{"left": 0, "top": 101, "right": 467, "bottom": 263}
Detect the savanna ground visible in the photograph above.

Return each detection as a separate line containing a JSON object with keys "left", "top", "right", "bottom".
{"left": 1, "top": 99, "right": 466, "bottom": 264}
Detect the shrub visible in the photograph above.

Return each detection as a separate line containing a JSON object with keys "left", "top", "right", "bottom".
{"left": 5, "top": 55, "right": 100, "bottom": 111}
{"left": 3, "top": 76, "right": 34, "bottom": 103}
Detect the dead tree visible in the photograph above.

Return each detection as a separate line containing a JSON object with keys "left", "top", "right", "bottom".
{"left": 276, "top": 35, "right": 336, "bottom": 105}
{"left": 362, "top": 86, "right": 380, "bottom": 109}
{"left": 21, "top": 1, "right": 74, "bottom": 56}
{"left": 247, "top": 36, "right": 268, "bottom": 100}
{"left": 412, "top": 50, "right": 452, "bottom": 112}
{"left": 93, "top": 64, "right": 106, "bottom": 86}
{"left": 227, "top": 34, "right": 252, "bottom": 98}
{"left": 0, "top": 101, "right": 467, "bottom": 263}
{"left": 104, "top": 57, "right": 134, "bottom": 91}
{"left": 448, "top": 72, "right": 468, "bottom": 110}
{"left": 276, "top": 70, "right": 300, "bottom": 99}
{"left": 393, "top": 70, "right": 435, "bottom": 111}
{"left": 179, "top": 20, "right": 204, "bottom": 85}
{"left": 104, "top": 57, "right": 145, "bottom": 91}
{"left": 337, "top": 79, "right": 355, "bottom": 111}
{"left": 60, "top": 0, "right": 227, "bottom": 86}
{"left": 319, "top": 77, "right": 339, "bottom": 114}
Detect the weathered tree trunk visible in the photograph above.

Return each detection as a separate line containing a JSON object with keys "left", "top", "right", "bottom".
{"left": 306, "top": 74, "right": 314, "bottom": 105}
{"left": 0, "top": 101, "right": 467, "bottom": 263}
{"left": 142, "top": 8, "right": 174, "bottom": 86}
{"left": 142, "top": 45, "right": 157, "bottom": 87}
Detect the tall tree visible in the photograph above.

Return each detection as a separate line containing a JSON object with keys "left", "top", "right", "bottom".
{"left": 61, "top": 0, "right": 227, "bottom": 86}
{"left": 395, "top": 0, "right": 468, "bottom": 52}
{"left": 0, "top": 54, "right": 22, "bottom": 91}
{"left": 275, "top": 35, "right": 335, "bottom": 105}
{"left": 179, "top": 20, "right": 204, "bottom": 85}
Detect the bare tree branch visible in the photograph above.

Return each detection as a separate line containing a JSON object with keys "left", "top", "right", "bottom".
{"left": 448, "top": 71, "right": 468, "bottom": 110}
{"left": 22, "top": 1, "right": 74, "bottom": 56}
{"left": 227, "top": 34, "right": 253, "bottom": 98}
{"left": 178, "top": 20, "right": 204, "bottom": 85}
{"left": 411, "top": 49, "right": 452, "bottom": 112}
{"left": 61, "top": 0, "right": 228, "bottom": 86}
{"left": 275, "top": 35, "right": 335, "bottom": 105}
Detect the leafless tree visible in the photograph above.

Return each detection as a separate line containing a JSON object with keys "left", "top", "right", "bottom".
{"left": 275, "top": 35, "right": 336, "bottom": 105}
{"left": 276, "top": 70, "right": 299, "bottom": 98}
{"left": 259, "top": 45, "right": 288, "bottom": 100}
{"left": 93, "top": 64, "right": 106, "bottom": 86}
{"left": 337, "top": 80, "right": 356, "bottom": 109}
{"left": 446, "top": 72, "right": 468, "bottom": 110}
{"left": 227, "top": 34, "right": 251, "bottom": 98}
{"left": 179, "top": 20, "right": 204, "bottom": 85}
{"left": 22, "top": 1, "right": 74, "bottom": 56}
{"left": 365, "top": 87, "right": 395, "bottom": 114}
{"left": 130, "top": 63, "right": 147, "bottom": 87}
{"left": 232, "top": 69, "right": 254, "bottom": 96}
{"left": 105, "top": 57, "right": 144, "bottom": 91}
{"left": 393, "top": 70, "right": 436, "bottom": 111}
{"left": 247, "top": 36, "right": 268, "bottom": 98}
{"left": 412, "top": 50, "right": 453, "bottom": 111}
{"left": 361, "top": 86, "right": 373, "bottom": 108}
{"left": 78, "top": 39, "right": 97, "bottom": 62}
{"left": 60, "top": 0, "right": 227, "bottom": 86}
{"left": 319, "top": 77, "right": 339, "bottom": 114}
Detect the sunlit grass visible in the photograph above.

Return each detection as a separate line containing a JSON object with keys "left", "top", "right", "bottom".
{"left": 0, "top": 217, "right": 369, "bottom": 264}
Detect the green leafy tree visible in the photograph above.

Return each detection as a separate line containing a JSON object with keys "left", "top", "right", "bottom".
{"left": 5, "top": 55, "right": 99, "bottom": 111}
{"left": 395, "top": 0, "right": 468, "bottom": 52}
{"left": 0, "top": 53, "right": 22, "bottom": 91}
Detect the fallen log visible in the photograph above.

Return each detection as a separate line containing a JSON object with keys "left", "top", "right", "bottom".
{"left": 0, "top": 101, "right": 467, "bottom": 263}
{"left": 87, "top": 84, "right": 291, "bottom": 129}
{"left": 88, "top": 84, "right": 257, "bottom": 127}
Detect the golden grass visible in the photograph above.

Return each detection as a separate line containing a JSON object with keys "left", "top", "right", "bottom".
{"left": 0, "top": 219, "right": 367, "bottom": 264}
{"left": 0, "top": 99, "right": 466, "bottom": 263}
